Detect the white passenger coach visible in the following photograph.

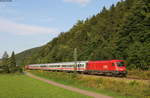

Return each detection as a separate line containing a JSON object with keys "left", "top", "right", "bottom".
{"left": 28, "top": 61, "right": 88, "bottom": 71}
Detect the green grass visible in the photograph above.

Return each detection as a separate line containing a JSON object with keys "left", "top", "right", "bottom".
{"left": 127, "top": 70, "right": 150, "bottom": 80}
{"left": 0, "top": 74, "right": 91, "bottom": 98}
{"left": 29, "top": 70, "right": 150, "bottom": 98}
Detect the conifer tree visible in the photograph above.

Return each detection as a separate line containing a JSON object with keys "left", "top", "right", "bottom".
{"left": 2, "top": 51, "right": 9, "bottom": 73}
{"left": 118, "top": 0, "right": 150, "bottom": 69}
{"left": 9, "top": 51, "right": 16, "bottom": 73}
{"left": 2, "top": 51, "right": 9, "bottom": 59}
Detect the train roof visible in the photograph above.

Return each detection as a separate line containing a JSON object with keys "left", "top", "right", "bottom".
{"left": 28, "top": 60, "right": 124, "bottom": 66}
{"left": 88, "top": 60, "right": 124, "bottom": 63}
{"left": 29, "top": 61, "right": 88, "bottom": 66}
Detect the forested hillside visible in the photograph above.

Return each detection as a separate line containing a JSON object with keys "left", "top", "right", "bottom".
{"left": 15, "top": 47, "right": 42, "bottom": 65}
{"left": 16, "top": 0, "right": 150, "bottom": 70}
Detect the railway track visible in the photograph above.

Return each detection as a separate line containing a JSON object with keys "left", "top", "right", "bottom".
{"left": 83, "top": 74, "right": 150, "bottom": 83}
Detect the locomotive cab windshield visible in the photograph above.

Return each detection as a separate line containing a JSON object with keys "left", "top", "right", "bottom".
{"left": 116, "top": 62, "right": 125, "bottom": 67}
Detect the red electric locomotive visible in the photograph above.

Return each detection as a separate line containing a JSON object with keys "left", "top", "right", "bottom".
{"left": 25, "top": 60, "right": 127, "bottom": 76}
{"left": 86, "top": 60, "right": 127, "bottom": 76}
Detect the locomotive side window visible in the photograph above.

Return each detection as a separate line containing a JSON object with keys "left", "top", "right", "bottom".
{"left": 116, "top": 62, "right": 124, "bottom": 67}
{"left": 112, "top": 63, "right": 115, "bottom": 66}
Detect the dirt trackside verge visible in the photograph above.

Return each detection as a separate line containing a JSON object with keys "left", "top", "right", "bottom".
{"left": 25, "top": 72, "right": 112, "bottom": 98}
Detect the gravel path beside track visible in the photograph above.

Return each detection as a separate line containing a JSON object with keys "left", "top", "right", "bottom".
{"left": 25, "top": 72, "right": 112, "bottom": 98}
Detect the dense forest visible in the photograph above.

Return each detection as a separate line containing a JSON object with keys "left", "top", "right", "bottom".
{"left": 16, "top": 0, "right": 150, "bottom": 70}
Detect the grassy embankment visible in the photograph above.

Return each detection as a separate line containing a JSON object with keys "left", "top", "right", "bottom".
{"left": 127, "top": 70, "right": 150, "bottom": 80}
{"left": 29, "top": 70, "right": 150, "bottom": 98}
{"left": 0, "top": 74, "right": 91, "bottom": 98}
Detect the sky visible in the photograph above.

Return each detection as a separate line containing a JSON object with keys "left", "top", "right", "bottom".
{"left": 0, "top": 0, "right": 121, "bottom": 58}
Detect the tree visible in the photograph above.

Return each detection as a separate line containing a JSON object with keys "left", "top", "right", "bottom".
{"left": 2, "top": 51, "right": 9, "bottom": 59}
{"left": 1, "top": 51, "right": 9, "bottom": 73}
{"left": 118, "top": 0, "right": 150, "bottom": 69}
{"left": 8, "top": 51, "right": 17, "bottom": 73}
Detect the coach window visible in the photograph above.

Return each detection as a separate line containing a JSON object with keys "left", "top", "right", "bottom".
{"left": 69, "top": 65, "right": 72, "bottom": 67}
{"left": 62, "top": 65, "right": 66, "bottom": 67}
{"left": 69, "top": 65, "right": 71, "bottom": 68}
{"left": 78, "top": 64, "right": 83, "bottom": 67}
{"left": 78, "top": 64, "right": 80, "bottom": 67}
{"left": 57, "top": 65, "right": 60, "bottom": 67}
{"left": 81, "top": 64, "right": 84, "bottom": 67}
{"left": 82, "top": 64, "right": 84, "bottom": 67}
